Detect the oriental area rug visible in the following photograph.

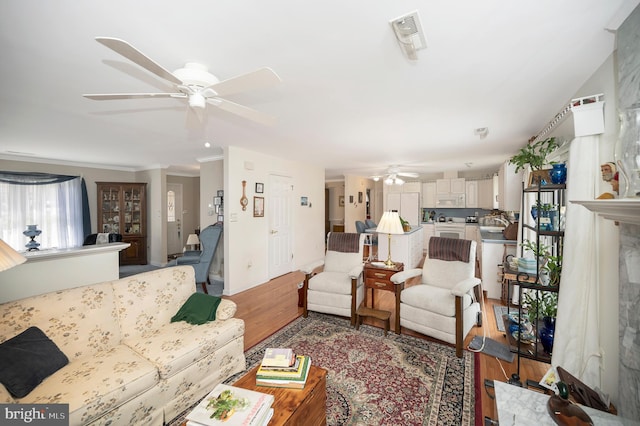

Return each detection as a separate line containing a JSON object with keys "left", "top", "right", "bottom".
{"left": 170, "top": 312, "right": 476, "bottom": 425}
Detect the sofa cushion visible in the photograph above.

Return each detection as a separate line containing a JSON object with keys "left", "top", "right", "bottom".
{"left": 19, "top": 344, "right": 158, "bottom": 425}
{"left": 122, "top": 318, "right": 245, "bottom": 379}
{"left": 308, "top": 271, "right": 357, "bottom": 295}
{"left": 111, "top": 266, "right": 196, "bottom": 339}
{"left": 400, "top": 284, "right": 472, "bottom": 317}
{"left": 0, "top": 283, "right": 121, "bottom": 362}
{"left": 0, "top": 326, "right": 69, "bottom": 398}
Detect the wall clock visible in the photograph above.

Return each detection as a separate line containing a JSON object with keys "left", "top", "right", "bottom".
{"left": 240, "top": 180, "right": 248, "bottom": 211}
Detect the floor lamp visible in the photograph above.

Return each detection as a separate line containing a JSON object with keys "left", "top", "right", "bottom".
{"left": 376, "top": 211, "right": 404, "bottom": 268}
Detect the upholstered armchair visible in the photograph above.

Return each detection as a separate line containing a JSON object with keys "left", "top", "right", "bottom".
{"left": 392, "top": 237, "right": 481, "bottom": 357}
{"left": 174, "top": 223, "right": 222, "bottom": 294}
{"left": 301, "top": 232, "right": 366, "bottom": 326}
{"left": 355, "top": 221, "right": 366, "bottom": 233}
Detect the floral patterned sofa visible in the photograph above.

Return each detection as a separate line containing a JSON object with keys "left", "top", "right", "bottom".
{"left": 0, "top": 265, "right": 246, "bottom": 425}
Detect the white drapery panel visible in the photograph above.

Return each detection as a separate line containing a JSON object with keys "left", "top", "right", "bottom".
{"left": 0, "top": 177, "right": 84, "bottom": 251}
{"left": 552, "top": 135, "right": 602, "bottom": 389}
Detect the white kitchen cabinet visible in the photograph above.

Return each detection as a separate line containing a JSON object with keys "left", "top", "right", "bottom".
{"left": 451, "top": 178, "right": 466, "bottom": 194}
{"left": 436, "top": 179, "right": 450, "bottom": 194}
{"left": 498, "top": 161, "right": 522, "bottom": 212}
{"left": 437, "top": 178, "right": 465, "bottom": 194}
{"left": 465, "top": 180, "right": 479, "bottom": 208}
{"left": 402, "top": 182, "right": 422, "bottom": 193}
{"left": 377, "top": 226, "right": 424, "bottom": 269}
{"left": 481, "top": 241, "right": 516, "bottom": 299}
{"left": 422, "top": 182, "right": 436, "bottom": 208}
{"left": 477, "top": 178, "right": 495, "bottom": 209}
{"left": 422, "top": 223, "right": 435, "bottom": 255}
{"left": 387, "top": 192, "right": 420, "bottom": 226}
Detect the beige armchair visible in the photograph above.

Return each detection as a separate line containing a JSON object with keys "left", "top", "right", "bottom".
{"left": 301, "top": 232, "right": 366, "bottom": 326}
{"left": 392, "top": 237, "right": 481, "bottom": 357}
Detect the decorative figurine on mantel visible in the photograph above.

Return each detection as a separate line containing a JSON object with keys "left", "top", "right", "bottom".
{"left": 597, "top": 162, "right": 619, "bottom": 199}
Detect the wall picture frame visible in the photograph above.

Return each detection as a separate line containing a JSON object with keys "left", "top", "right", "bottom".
{"left": 216, "top": 190, "right": 224, "bottom": 197}
{"left": 253, "top": 196, "right": 264, "bottom": 217}
{"left": 339, "top": 195, "right": 345, "bottom": 207}
{"left": 358, "top": 191, "right": 363, "bottom": 203}
{"left": 255, "top": 182, "right": 264, "bottom": 193}
{"left": 300, "top": 196, "right": 308, "bottom": 206}
{"left": 213, "top": 196, "right": 222, "bottom": 206}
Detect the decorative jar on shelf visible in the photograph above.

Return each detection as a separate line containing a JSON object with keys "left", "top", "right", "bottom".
{"left": 539, "top": 316, "right": 556, "bottom": 354}
{"left": 615, "top": 104, "right": 640, "bottom": 198}
{"left": 550, "top": 163, "right": 567, "bottom": 184}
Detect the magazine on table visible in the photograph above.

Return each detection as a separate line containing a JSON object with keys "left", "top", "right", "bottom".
{"left": 261, "top": 347, "right": 296, "bottom": 368}
{"left": 186, "top": 384, "right": 274, "bottom": 426}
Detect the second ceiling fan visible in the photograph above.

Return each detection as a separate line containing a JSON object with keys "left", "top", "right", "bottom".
{"left": 372, "top": 166, "right": 420, "bottom": 185}
{"left": 83, "top": 37, "right": 281, "bottom": 125}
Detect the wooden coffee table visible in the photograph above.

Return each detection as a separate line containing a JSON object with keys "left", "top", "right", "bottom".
{"left": 233, "top": 364, "right": 327, "bottom": 425}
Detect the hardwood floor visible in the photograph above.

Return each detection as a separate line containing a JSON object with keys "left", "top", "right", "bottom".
{"left": 225, "top": 271, "right": 549, "bottom": 422}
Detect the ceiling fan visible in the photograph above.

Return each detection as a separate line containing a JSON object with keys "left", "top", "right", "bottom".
{"left": 371, "top": 166, "right": 420, "bottom": 185}
{"left": 83, "top": 37, "right": 281, "bottom": 125}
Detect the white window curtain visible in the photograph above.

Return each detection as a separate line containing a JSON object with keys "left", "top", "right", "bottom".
{"left": 0, "top": 177, "right": 84, "bottom": 251}
{"left": 552, "top": 135, "right": 602, "bottom": 389}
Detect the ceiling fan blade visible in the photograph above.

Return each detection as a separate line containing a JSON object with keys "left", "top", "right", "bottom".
{"left": 207, "top": 98, "right": 277, "bottom": 126}
{"left": 95, "top": 37, "right": 183, "bottom": 85}
{"left": 83, "top": 93, "right": 186, "bottom": 100}
{"left": 207, "top": 67, "right": 281, "bottom": 97}
{"left": 397, "top": 172, "right": 419, "bottom": 178}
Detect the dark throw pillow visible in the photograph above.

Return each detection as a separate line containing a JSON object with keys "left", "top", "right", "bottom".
{"left": 0, "top": 326, "right": 69, "bottom": 398}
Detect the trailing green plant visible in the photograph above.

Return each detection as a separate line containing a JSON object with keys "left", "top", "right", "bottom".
{"left": 509, "top": 137, "right": 559, "bottom": 173}
{"left": 543, "top": 254, "right": 562, "bottom": 286}
{"left": 522, "top": 290, "right": 558, "bottom": 324}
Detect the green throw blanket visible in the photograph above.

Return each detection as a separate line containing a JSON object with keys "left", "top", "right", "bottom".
{"left": 171, "top": 293, "right": 222, "bottom": 325}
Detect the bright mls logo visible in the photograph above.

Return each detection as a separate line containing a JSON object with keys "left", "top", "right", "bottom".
{"left": 1, "top": 404, "right": 68, "bottom": 425}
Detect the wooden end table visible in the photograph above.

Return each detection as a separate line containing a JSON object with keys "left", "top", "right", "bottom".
{"left": 233, "top": 364, "right": 327, "bottom": 426}
{"left": 357, "top": 261, "right": 404, "bottom": 334}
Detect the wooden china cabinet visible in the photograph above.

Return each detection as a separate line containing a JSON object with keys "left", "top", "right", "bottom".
{"left": 96, "top": 182, "right": 147, "bottom": 265}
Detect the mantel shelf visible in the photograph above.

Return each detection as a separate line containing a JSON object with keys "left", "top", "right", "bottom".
{"left": 571, "top": 199, "right": 640, "bottom": 225}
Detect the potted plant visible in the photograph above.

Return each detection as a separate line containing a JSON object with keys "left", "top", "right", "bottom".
{"left": 508, "top": 137, "right": 559, "bottom": 173}
{"left": 543, "top": 254, "right": 562, "bottom": 286}
{"left": 522, "top": 290, "right": 558, "bottom": 354}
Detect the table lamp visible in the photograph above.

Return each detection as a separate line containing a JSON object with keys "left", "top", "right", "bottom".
{"left": 0, "top": 239, "right": 27, "bottom": 272}
{"left": 186, "top": 233, "right": 200, "bottom": 251}
{"left": 376, "top": 211, "right": 404, "bottom": 267}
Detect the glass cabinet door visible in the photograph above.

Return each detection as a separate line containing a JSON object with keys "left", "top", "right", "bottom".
{"left": 100, "top": 185, "right": 121, "bottom": 233}
{"left": 123, "top": 185, "right": 143, "bottom": 235}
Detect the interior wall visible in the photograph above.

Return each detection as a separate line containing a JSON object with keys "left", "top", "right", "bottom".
{"left": 199, "top": 159, "right": 224, "bottom": 230}
{"left": 343, "top": 175, "right": 368, "bottom": 233}
{"left": 224, "top": 146, "right": 324, "bottom": 296}
{"left": 325, "top": 180, "right": 345, "bottom": 231}
{"left": 137, "top": 168, "right": 166, "bottom": 267}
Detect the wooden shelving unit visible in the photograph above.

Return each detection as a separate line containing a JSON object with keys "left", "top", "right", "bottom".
{"left": 97, "top": 182, "right": 147, "bottom": 265}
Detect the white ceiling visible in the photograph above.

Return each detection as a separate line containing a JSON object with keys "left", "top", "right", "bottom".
{"left": 1, "top": 1, "right": 638, "bottom": 180}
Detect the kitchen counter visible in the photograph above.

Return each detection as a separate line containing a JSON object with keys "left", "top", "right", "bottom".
{"left": 480, "top": 229, "right": 517, "bottom": 244}
{"left": 367, "top": 225, "right": 423, "bottom": 235}
{"left": 376, "top": 226, "right": 424, "bottom": 269}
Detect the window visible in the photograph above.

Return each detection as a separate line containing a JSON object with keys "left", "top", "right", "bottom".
{"left": 0, "top": 173, "right": 85, "bottom": 251}
{"left": 167, "top": 190, "right": 176, "bottom": 222}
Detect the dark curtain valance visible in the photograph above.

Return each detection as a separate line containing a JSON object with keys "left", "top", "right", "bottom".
{"left": 0, "top": 171, "right": 77, "bottom": 185}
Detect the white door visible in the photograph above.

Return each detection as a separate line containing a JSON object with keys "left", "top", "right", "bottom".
{"left": 167, "top": 183, "right": 183, "bottom": 256}
{"left": 268, "top": 174, "right": 294, "bottom": 279}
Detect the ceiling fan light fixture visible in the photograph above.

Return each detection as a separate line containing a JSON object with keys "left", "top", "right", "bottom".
{"left": 384, "top": 177, "right": 394, "bottom": 185}
{"left": 189, "top": 93, "right": 206, "bottom": 109}
{"left": 394, "top": 177, "right": 404, "bottom": 185}
{"left": 372, "top": 176, "right": 380, "bottom": 182}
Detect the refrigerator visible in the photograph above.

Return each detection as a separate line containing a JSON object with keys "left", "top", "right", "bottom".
{"left": 386, "top": 192, "right": 420, "bottom": 225}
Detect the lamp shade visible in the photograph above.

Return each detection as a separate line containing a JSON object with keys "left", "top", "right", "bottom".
{"left": 0, "top": 239, "right": 27, "bottom": 272}
{"left": 186, "top": 234, "right": 200, "bottom": 246}
{"left": 376, "top": 211, "right": 404, "bottom": 234}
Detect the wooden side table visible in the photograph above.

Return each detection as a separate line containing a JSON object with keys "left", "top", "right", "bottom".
{"left": 358, "top": 262, "right": 404, "bottom": 334}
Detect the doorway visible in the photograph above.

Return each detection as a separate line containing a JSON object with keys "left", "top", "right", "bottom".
{"left": 167, "top": 183, "right": 183, "bottom": 257}
{"left": 268, "top": 174, "right": 294, "bottom": 279}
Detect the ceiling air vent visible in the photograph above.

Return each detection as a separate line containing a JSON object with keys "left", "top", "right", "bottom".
{"left": 390, "top": 10, "right": 427, "bottom": 60}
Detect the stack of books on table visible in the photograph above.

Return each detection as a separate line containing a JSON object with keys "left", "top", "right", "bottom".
{"left": 256, "top": 347, "right": 312, "bottom": 389}
{"left": 186, "top": 383, "right": 274, "bottom": 426}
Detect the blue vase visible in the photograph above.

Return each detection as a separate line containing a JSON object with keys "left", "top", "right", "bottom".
{"left": 531, "top": 205, "right": 538, "bottom": 220}
{"left": 539, "top": 316, "right": 556, "bottom": 354}
{"left": 550, "top": 163, "right": 567, "bottom": 184}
